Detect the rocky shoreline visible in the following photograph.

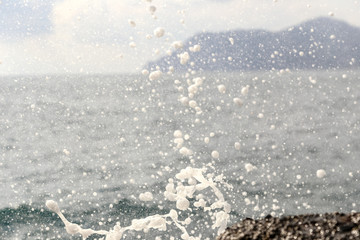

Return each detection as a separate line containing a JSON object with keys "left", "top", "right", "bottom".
{"left": 217, "top": 212, "right": 360, "bottom": 240}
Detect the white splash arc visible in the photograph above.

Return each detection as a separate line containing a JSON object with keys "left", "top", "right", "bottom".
{"left": 46, "top": 167, "right": 231, "bottom": 240}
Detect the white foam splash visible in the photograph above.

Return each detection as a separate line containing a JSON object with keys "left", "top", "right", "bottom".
{"left": 174, "top": 137, "right": 184, "bottom": 148}
{"left": 316, "top": 169, "right": 326, "bottom": 178}
{"left": 128, "top": 19, "right": 136, "bottom": 27}
{"left": 188, "top": 84, "right": 198, "bottom": 95}
{"left": 45, "top": 200, "right": 109, "bottom": 239}
{"left": 233, "top": 98, "right": 243, "bottom": 107}
{"left": 174, "top": 130, "right": 183, "bottom": 138}
{"left": 139, "top": 192, "right": 154, "bottom": 201}
{"left": 241, "top": 85, "right": 250, "bottom": 96}
{"left": 141, "top": 69, "right": 149, "bottom": 76}
{"left": 217, "top": 85, "right": 226, "bottom": 94}
{"left": 179, "top": 52, "right": 190, "bottom": 65}
{"left": 229, "top": 38, "right": 234, "bottom": 45}
{"left": 149, "top": 70, "right": 162, "bottom": 81}
{"left": 211, "top": 150, "right": 220, "bottom": 159}
{"left": 245, "top": 163, "right": 256, "bottom": 172}
{"left": 189, "top": 45, "right": 201, "bottom": 52}
{"left": 179, "top": 96, "right": 189, "bottom": 106}
{"left": 188, "top": 100, "right": 197, "bottom": 108}
{"left": 179, "top": 146, "right": 193, "bottom": 156}
{"left": 45, "top": 3, "right": 234, "bottom": 239}
{"left": 154, "top": 27, "right": 165, "bottom": 38}
{"left": 46, "top": 167, "right": 230, "bottom": 240}
{"left": 172, "top": 41, "right": 184, "bottom": 50}
{"left": 148, "top": 5, "right": 156, "bottom": 15}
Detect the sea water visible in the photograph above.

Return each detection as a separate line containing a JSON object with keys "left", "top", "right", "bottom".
{"left": 0, "top": 70, "right": 359, "bottom": 239}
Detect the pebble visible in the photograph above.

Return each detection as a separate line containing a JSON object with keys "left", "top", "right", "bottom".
{"left": 217, "top": 212, "right": 360, "bottom": 240}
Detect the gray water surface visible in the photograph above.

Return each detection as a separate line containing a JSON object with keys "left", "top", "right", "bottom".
{"left": 0, "top": 70, "right": 359, "bottom": 239}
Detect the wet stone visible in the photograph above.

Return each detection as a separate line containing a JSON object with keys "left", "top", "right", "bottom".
{"left": 217, "top": 212, "right": 360, "bottom": 240}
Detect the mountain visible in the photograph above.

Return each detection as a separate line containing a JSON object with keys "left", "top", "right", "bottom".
{"left": 146, "top": 17, "right": 360, "bottom": 72}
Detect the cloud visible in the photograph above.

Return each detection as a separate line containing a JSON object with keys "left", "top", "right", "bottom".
{"left": 0, "top": 0, "right": 153, "bottom": 74}
{"left": 0, "top": 0, "right": 53, "bottom": 39}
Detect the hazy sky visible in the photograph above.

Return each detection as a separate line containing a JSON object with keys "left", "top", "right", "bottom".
{"left": 0, "top": 0, "right": 359, "bottom": 75}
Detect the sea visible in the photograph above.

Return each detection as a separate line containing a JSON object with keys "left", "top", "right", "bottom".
{"left": 0, "top": 70, "right": 359, "bottom": 239}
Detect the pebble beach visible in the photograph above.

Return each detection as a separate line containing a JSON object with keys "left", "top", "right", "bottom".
{"left": 217, "top": 212, "right": 360, "bottom": 240}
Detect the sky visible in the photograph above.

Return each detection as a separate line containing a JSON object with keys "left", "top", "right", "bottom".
{"left": 0, "top": 0, "right": 359, "bottom": 75}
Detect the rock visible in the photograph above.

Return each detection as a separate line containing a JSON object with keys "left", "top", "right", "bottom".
{"left": 216, "top": 212, "right": 360, "bottom": 240}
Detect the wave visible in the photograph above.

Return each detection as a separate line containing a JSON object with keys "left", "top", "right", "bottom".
{"left": 0, "top": 204, "right": 57, "bottom": 226}
{"left": 0, "top": 199, "right": 175, "bottom": 239}
{"left": 0, "top": 198, "right": 169, "bottom": 225}
{"left": 0, "top": 198, "right": 242, "bottom": 239}
{"left": 0, "top": 204, "right": 62, "bottom": 239}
